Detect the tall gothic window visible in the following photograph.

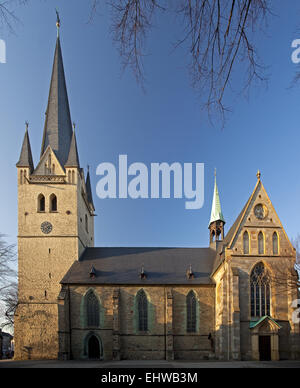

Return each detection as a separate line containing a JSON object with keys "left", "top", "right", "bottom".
{"left": 50, "top": 194, "right": 57, "bottom": 212}
{"left": 243, "top": 231, "right": 250, "bottom": 254}
{"left": 38, "top": 194, "right": 45, "bottom": 212}
{"left": 258, "top": 232, "right": 264, "bottom": 255}
{"left": 186, "top": 290, "right": 197, "bottom": 333}
{"left": 137, "top": 289, "right": 148, "bottom": 331}
{"left": 250, "top": 262, "right": 271, "bottom": 318}
{"left": 86, "top": 291, "right": 100, "bottom": 327}
{"left": 272, "top": 232, "right": 279, "bottom": 255}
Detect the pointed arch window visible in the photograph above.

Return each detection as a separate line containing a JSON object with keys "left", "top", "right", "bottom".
{"left": 186, "top": 290, "right": 197, "bottom": 333}
{"left": 50, "top": 194, "right": 57, "bottom": 212}
{"left": 137, "top": 289, "right": 148, "bottom": 331}
{"left": 272, "top": 232, "right": 279, "bottom": 255}
{"left": 86, "top": 291, "right": 100, "bottom": 327}
{"left": 258, "top": 232, "right": 264, "bottom": 255}
{"left": 250, "top": 262, "right": 270, "bottom": 318}
{"left": 243, "top": 231, "right": 250, "bottom": 254}
{"left": 38, "top": 194, "right": 45, "bottom": 212}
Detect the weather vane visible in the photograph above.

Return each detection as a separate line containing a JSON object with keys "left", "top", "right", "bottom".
{"left": 25, "top": 121, "right": 29, "bottom": 131}
{"left": 56, "top": 9, "right": 60, "bottom": 36}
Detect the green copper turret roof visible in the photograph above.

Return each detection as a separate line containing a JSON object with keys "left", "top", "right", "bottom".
{"left": 209, "top": 172, "right": 225, "bottom": 226}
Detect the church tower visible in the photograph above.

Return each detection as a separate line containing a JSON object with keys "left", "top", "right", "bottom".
{"left": 209, "top": 170, "right": 225, "bottom": 246}
{"left": 14, "top": 17, "right": 95, "bottom": 360}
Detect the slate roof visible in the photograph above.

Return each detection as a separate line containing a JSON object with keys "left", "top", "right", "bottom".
{"left": 40, "top": 36, "right": 73, "bottom": 167}
{"left": 61, "top": 247, "right": 217, "bottom": 285}
{"left": 85, "top": 170, "right": 94, "bottom": 210}
{"left": 16, "top": 129, "right": 34, "bottom": 172}
{"left": 65, "top": 130, "right": 80, "bottom": 167}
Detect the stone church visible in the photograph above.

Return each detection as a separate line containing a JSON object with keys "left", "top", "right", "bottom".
{"left": 14, "top": 23, "right": 300, "bottom": 362}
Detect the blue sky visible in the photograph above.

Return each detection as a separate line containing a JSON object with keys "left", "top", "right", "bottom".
{"left": 1, "top": 1, "right": 300, "bottom": 248}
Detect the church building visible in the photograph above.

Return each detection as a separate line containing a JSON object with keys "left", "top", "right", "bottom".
{"left": 14, "top": 22, "right": 300, "bottom": 362}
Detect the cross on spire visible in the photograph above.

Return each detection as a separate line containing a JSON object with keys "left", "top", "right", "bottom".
{"left": 56, "top": 9, "right": 60, "bottom": 36}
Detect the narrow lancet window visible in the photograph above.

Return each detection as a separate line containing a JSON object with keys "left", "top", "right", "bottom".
{"left": 86, "top": 291, "right": 100, "bottom": 327}
{"left": 258, "top": 232, "right": 264, "bottom": 255}
{"left": 243, "top": 231, "right": 250, "bottom": 254}
{"left": 137, "top": 289, "right": 148, "bottom": 331}
{"left": 186, "top": 290, "right": 197, "bottom": 333}
{"left": 272, "top": 232, "right": 279, "bottom": 255}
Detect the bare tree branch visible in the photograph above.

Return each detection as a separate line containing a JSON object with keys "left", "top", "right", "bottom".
{"left": 0, "top": 1, "right": 273, "bottom": 127}
{"left": 107, "top": 0, "right": 165, "bottom": 88}
{"left": 0, "top": 234, "right": 17, "bottom": 331}
{"left": 1, "top": 282, "right": 18, "bottom": 330}
{"left": 0, "top": 0, "right": 27, "bottom": 33}
{"left": 174, "top": 0, "right": 270, "bottom": 127}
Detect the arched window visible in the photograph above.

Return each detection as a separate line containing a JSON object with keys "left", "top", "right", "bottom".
{"left": 86, "top": 291, "right": 100, "bottom": 327}
{"left": 72, "top": 170, "right": 75, "bottom": 184}
{"left": 38, "top": 194, "right": 45, "bottom": 212}
{"left": 186, "top": 290, "right": 197, "bottom": 333}
{"left": 50, "top": 194, "right": 57, "bottom": 212}
{"left": 137, "top": 289, "right": 148, "bottom": 331}
{"left": 250, "top": 262, "right": 270, "bottom": 318}
{"left": 243, "top": 231, "right": 250, "bottom": 254}
{"left": 258, "top": 232, "right": 264, "bottom": 255}
{"left": 20, "top": 170, "right": 23, "bottom": 185}
{"left": 272, "top": 232, "right": 279, "bottom": 255}
{"left": 68, "top": 170, "right": 71, "bottom": 183}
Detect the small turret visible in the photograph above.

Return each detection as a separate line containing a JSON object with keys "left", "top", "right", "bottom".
{"left": 209, "top": 169, "right": 225, "bottom": 246}
{"left": 16, "top": 122, "right": 34, "bottom": 173}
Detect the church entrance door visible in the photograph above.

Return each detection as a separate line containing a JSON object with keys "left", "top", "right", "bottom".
{"left": 88, "top": 335, "right": 101, "bottom": 359}
{"left": 259, "top": 335, "right": 271, "bottom": 361}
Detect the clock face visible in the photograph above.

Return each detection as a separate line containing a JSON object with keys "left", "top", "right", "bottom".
{"left": 254, "top": 204, "right": 266, "bottom": 220}
{"left": 41, "top": 221, "right": 53, "bottom": 234}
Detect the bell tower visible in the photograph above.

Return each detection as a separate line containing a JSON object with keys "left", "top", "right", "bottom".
{"left": 209, "top": 170, "right": 225, "bottom": 246}
{"left": 14, "top": 15, "right": 95, "bottom": 360}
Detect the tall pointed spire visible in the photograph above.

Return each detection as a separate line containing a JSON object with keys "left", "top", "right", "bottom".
{"left": 209, "top": 169, "right": 225, "bottom": 225}
{"left": 16, "top": 122, "right": 34, "bottom": 172}
{"left": 40, "top": 14, "right": 73, "bottom": 167}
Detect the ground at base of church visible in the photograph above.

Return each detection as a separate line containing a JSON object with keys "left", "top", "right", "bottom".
{"left": 1, "top": 359, "right": 300, "bottom": 368}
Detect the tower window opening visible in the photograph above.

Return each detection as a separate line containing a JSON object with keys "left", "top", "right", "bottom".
{"left": 50, "top": 194, "right": 57, "bottom": 212}
{"left": 38, "top": 194, "right": 45, "bottom": 212}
